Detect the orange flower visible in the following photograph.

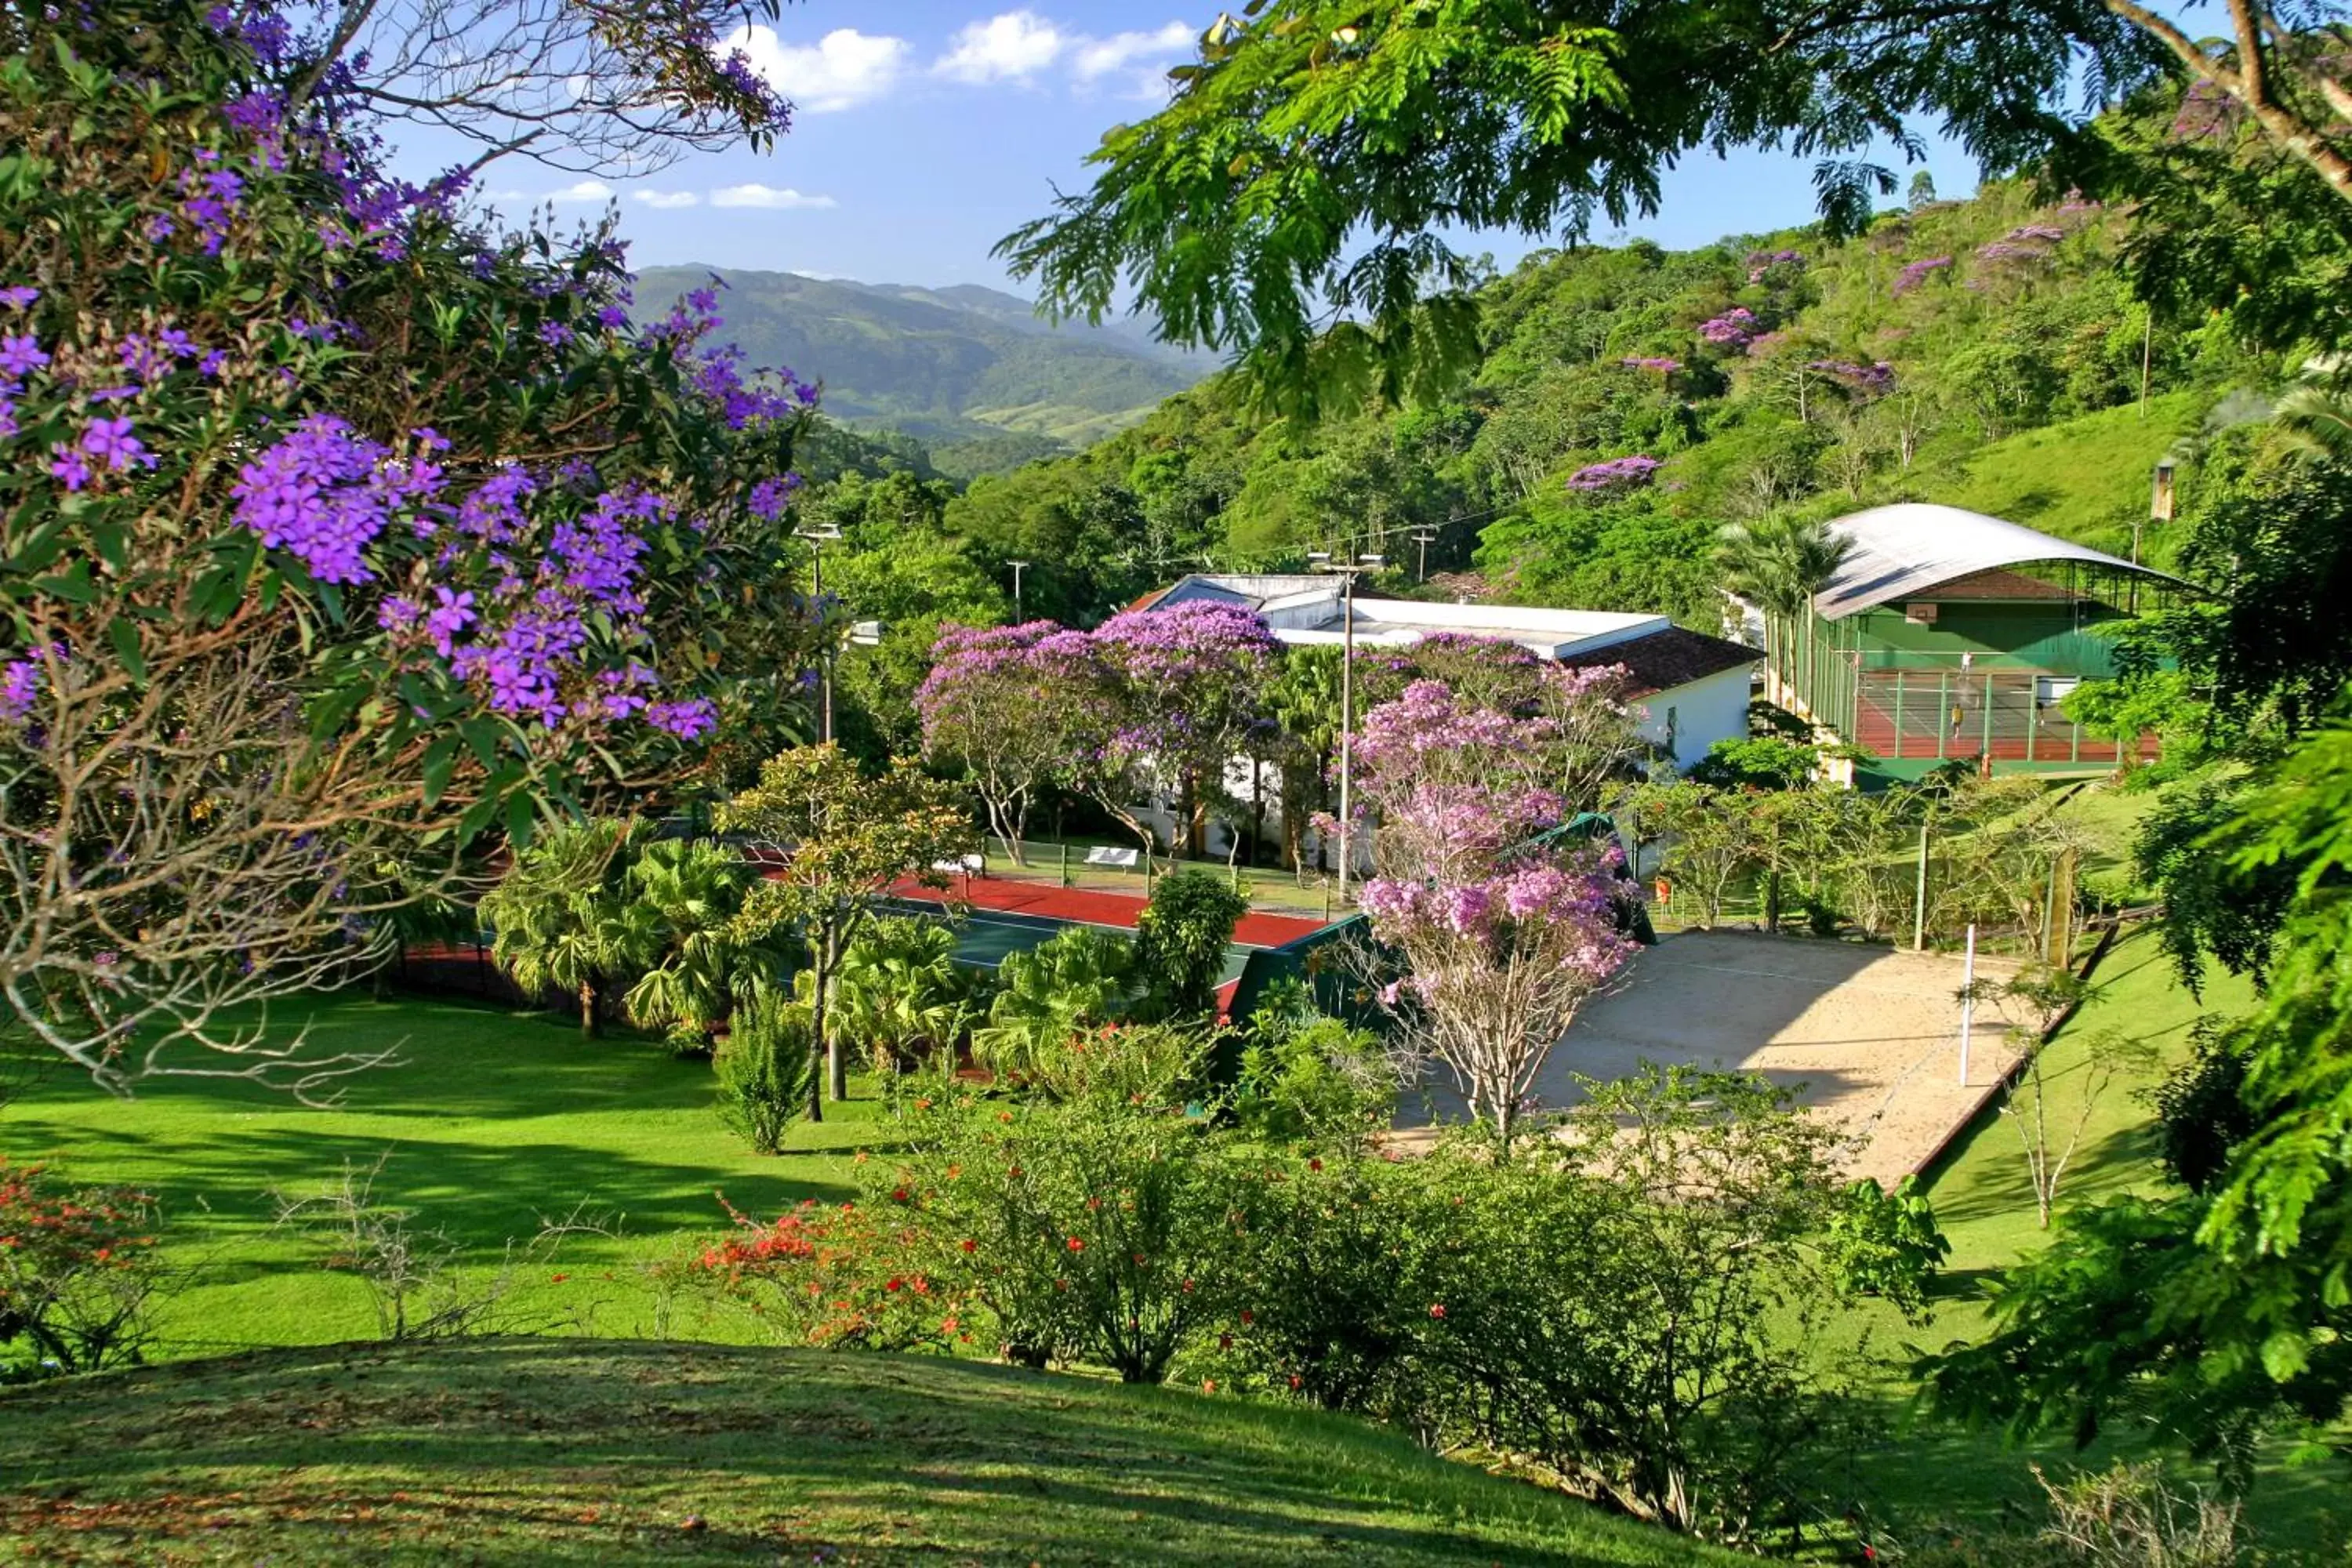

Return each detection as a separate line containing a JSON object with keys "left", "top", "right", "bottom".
{"left": 1065, "top": 1236, "right": 1084, "bottom": 1251}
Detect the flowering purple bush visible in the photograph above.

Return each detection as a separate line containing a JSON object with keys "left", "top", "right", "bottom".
{"left": 1618, "top": 356, "right": 1682, "bottom": 374}
{"left": 1342, "top": 673, "right": 1642, "bottom": 1156}
{"left": 1745, "top": 247, "right": 1805, "bottom": 282}
{"left": 916, "top": 621, "right": 1103, "bottom": 863}
{"left": 0, "top": 1, "right": 825, "bottom": 1092}
{"left": 1805, "top": 360, "right": 1896, "bottom": 397}
{"left": 1697, "top": 307, "right": 1758, "bottom": 348}
{"left": 1565, "top": 454, "right": 1662, "bottom": 493}
{"left": 1891, "top": 256, "right": 1953, "bottom": 297}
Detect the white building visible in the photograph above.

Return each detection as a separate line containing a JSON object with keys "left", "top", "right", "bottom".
{"left": 1127, "top": 575, "right": 1759, "bottom": 862}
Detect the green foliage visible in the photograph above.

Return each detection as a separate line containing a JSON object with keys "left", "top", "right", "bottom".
{"left": 972, "top": 928, "right": 1138, "bottom": 1087}
{"left": 2132, "top": 778, "right": 2293, "bottom": 994}
{"left": 1232, "top": 990, "right": 1396, "bottom": 1156}
{"left": 481, "top": 819, "right": 659, "bottom": 1037}
{"left": 829, "top": 916, "right": 983, "bottom": 1076}
{"left": 1687, "top": 735, "right": 1818, "bottom": 789}
{"left": 619, "top": 838, "right": 782, "bottom": 1052}
{"left": 906, "top": 1084, "right": 1251, "bottom": 1381}
{"left": 2151, "top": 1018, "right": 2256, "bottom": 1198}
{"left": 1823, "top": 1176, "right": 1951, "bottom": 1321}
{"left": 715, "top": 991, "right": 817, "bottom": 1156}
{"left": 1131, "top": 869, "right": 1250, "bottom": 1023}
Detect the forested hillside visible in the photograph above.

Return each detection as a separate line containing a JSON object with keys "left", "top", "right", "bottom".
{"left": 906, "top": 176, "right": 2275, "bottom": 633}
{"left": 632, "top": 267, "right": 1214, "bottom": 473}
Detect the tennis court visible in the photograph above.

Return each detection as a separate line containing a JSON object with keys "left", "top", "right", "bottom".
{"left": 884, "top": 873, "right": 1334, "bottom": 1014}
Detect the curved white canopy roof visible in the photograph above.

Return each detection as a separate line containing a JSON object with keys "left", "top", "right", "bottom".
{"left": 1812, "top": 503, "right": 2182, "bottom": 621}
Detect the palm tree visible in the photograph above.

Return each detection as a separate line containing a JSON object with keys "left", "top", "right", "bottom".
{"left": 622, "top": 838, "right": 783, "bottom": 1050}
{"left": 830, "top": 916, "right": 975, "bottom": 1075}
{"left": 2271, "top": 379, "right": 2352, "bottom": 464}
{"left": 1717, "top": 515, "right": 1856, "bottom": 710}
{"left": 481, "top": 818, "right": 655, "bottom": 1036}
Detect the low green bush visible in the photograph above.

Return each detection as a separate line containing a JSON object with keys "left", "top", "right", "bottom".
{"left": 716, "top": 992, "right": 817, "bottom": 1154}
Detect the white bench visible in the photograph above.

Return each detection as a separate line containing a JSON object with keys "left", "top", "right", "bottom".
{"left": 1082, "top": 846, "right": 1141, "bottom": 869}
{"left": 931, "top": 854, "right": 986, "bottom": 876}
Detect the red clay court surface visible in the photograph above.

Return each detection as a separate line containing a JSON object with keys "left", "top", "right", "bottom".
{"left": 885, "top": 873, "right": 1328, "bottom": 949}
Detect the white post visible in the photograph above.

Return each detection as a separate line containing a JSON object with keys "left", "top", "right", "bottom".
{"left": 1337, "top": 570, "right": 1355, "bottom": 903}
{"left": 1958, "top": 922, "right": 1977, "bottom": 1087}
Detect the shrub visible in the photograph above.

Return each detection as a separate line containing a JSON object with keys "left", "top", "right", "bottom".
{"left": 1232, "top": 1003, "right": 1396, "bottom": 1156}
{"left": 1132, "top": 868, "right": 1250, "bottom": 1022}
{"left": 1213, "top": 1151, "right": 1455, "bottom": 1421}
{"left": 0, "top": 1160, "right": 163, "bottom": 1377}
{"left": 716, "top": 991, "right": 817, "bottom": 1154}
{"left": 1823, "top": 1175, "right": 1951, "bottom": 1320}
{"left": 832, "top": 916, "right": 982, "bottom": 1076}
{"left": 906, "top": 1085, "right": 1255, "bottom": 1381}
{"left": 972, "top": 927, "right": 1137, "bottom": 1085}
{"left": 695, "top": 1193, "right": 968, "bottom": 1353}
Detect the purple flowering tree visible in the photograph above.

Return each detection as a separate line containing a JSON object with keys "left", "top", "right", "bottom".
{"left": 0, "top": 6, "right": 820, "bottom": 1094}
{"left": 1565, "top": 454, "right": 1662, "bottom": 494}
{"left": 1345, "top": 673, "right": 1644, "bottom": 1158}
{"left": 1087, "top": 601, "right": 1282, "bottom": 858}
{"left": 915, "top": 621, "right": 1099, "bottom": 866}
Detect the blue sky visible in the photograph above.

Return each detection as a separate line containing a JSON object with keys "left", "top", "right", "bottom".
{"left": 458, "top": 3, "right": 1986, "bottom": 295}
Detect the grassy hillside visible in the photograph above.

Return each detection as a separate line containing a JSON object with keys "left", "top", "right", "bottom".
{"left": 0, "top": 995, "right": 869, "bottom": 1353}
{"left": 633, "top": 267, "right": 1212, "bottom": 449}
{"left": 1907, "top": 392, "right": 2202, "bottom": 562}
{"left": 0, "top": 1338, "right": 1731, "bottom": 1566}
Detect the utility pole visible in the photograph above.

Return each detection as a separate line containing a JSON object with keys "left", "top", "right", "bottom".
{"left": 1410, "top": 529, "right": 1436, "bottom": 584}
{"left": 795, "top": 522, "right": 843, "bottom": 743}
{"left": 1007, "top": 558, "right": 1029, "bottom": 622}
{"left": 1309, "top": 547, "right": 1385, "bottom": 902}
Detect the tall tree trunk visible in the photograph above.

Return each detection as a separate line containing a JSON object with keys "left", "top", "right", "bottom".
{"left": 822, "top": 929, "right": 848, "bottom": 1103}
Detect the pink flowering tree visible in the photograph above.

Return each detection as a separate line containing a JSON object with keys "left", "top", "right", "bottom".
{"left": 916, "top": 622, "right": 1101, "bottom": 866}
{"left": 0, "top": 6, "right": 820, "bottom": 1094}
{"left": 1086, "top": 601, "right": 1282, "bottom": 858}
{"left": 1346, "top": 674, "right": 1646, "bottom": 1158}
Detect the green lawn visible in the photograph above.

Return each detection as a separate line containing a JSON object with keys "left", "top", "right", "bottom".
{"left": 0, "top": 996, "right": 880, "bottom": 1356}
{"left": 0, "top": 1338, "right": 1736, "bottom": 1566}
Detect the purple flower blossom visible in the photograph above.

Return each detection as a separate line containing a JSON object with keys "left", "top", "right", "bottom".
{"left": 1697, "top": 307, "right": 1756, "bottom": 347}
{"left": 49, "top": 444, "right": 91, "bottom": 492}
{"left": 1892, "top": 256, "right": 1951, "bottom": 297}
{"left": 647, "top": 698, "right": 719, "bottom": 740}
{"left": 0, "top": 286, "right": 37, "bottom": 310}
{"left": 0, "top": 334, "right": 48, "bottom": 379}
{"left": 80, "top": 414, "right": 154, "bottom": 473}
{"left": 1619, "top": 356, "right": 1681, "bottom": 373}
{"left": 231, "top": 414, "right": 440, "bottom": 583}
{"left": 538, "top": 320, "right": 575, "bottom": 347}
{"left": 425, "top": 587, "right": 477, "bottom": 655}
{"left": 1565, "top": 455, "right": 1661, "bottom": 492}
{"left": 0, "top": 656, "right": 41, "bottom": 723}
{"left": 747, "top": 474, "right": 803, "bottom": 520}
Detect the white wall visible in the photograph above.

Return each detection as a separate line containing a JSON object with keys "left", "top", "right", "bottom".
{"left": 1645, "top": 664, "right": 1755, "bottom": 771}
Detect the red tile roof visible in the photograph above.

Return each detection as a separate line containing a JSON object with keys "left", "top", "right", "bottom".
{"left": 1554, "top": 626, "right": 1757, "bottom": 698}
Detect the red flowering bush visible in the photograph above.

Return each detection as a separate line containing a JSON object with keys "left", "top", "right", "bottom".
{"left": 695, "top": 1192, "right": 970, "bottom": 1354}
{"left": 0, "top": 1158, "right": 164, "bottom": 1377}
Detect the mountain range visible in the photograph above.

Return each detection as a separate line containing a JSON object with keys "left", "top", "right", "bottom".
{"left": 633, "top": 267, "right": 1219, "bottom": 465}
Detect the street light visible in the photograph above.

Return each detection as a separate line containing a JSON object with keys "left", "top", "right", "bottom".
{"left": 794, "top": 523, "right": 844, "bottom": 743}
{"left": 1006, "top": 559, "right": 1030, "bottom": 622}
{"left": 1310, "top": 549, "right": 1385, "bottom": 901}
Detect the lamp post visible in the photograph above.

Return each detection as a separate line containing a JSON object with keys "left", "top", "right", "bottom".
{"left": 1007, "top": 558, "right": 1029, "bottom": 622}
{"left": 1309, "top": 548, "right": 1385, "bottom": 901}
{"left": 795, "top": 522, "right": 844, "bottom": 743}
{"left": 1410, "top": 529, "right": 1437, "bottom": 584}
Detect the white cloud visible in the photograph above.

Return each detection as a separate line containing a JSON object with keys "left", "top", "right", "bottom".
{"left": 724, "top": 24, "right": 909, "bottom": 113}
{"left": 935, "top": 11, "right": 1065, "bottom": 83}
{"left": 545, "top": 179, "right": 614, "bottom": 204}
{"left": 1071, "top": 22, "right": 1192, "bottom": 82}
{"left": 710, "top": 183, "right": 838, "bottom": 211}
{"left": 630, "top": 189, "right": 701, "bottom": 209}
